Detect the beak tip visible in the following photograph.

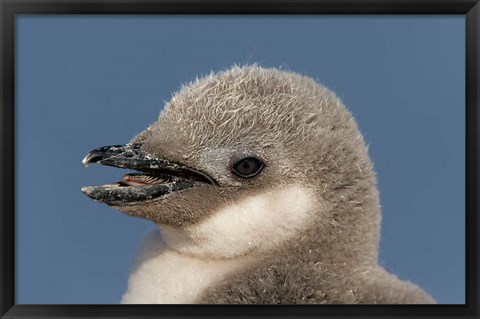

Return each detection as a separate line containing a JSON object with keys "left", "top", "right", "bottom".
{"left": 81, "top": 144, "right": 138, "bottom": 169}
{"left": 82, "top": 154, "right": 90, "bottom": 167}
{"left": 82, "top": 153, "right": 98, "bottom": 168}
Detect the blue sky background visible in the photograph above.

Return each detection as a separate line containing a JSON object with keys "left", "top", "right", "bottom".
{"left": 15, "top": 15, "right": 464, "bottom": 304}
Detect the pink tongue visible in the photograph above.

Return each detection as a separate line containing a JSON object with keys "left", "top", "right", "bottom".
{"left": 121, "top": 174, "right": 165, "bottom": 186}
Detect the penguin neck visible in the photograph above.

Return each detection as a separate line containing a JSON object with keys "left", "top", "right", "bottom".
{"left": 121, "top": 229, "right": 253, "bottom": 304}
{"left": 157, "top": 184, "right": 316, "bottom": 260}
{"left": 157, "top": 224, "right": 259, "bottom": 261}
{"left": 309, "top": 182, "right": 382, "bottom": 268}
{"left": 155, "top": 179, "right": 381, "bottom": 267}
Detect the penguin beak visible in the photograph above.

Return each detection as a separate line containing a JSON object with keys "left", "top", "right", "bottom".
{"left": 81, "top": 143, "right": 217, "bottom": 205}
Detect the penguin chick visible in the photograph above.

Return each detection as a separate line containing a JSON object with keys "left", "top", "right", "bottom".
{"left": 81, "top": 65, "right": 436, "bottom": 304}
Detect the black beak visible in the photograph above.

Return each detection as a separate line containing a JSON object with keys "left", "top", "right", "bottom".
{"left": 81, "top": 143, "right": 217, "bottom": 205}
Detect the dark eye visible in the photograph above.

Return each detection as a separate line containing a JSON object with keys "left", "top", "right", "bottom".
{"left": 232, "top": 157, "right": 263, "bottom": 178}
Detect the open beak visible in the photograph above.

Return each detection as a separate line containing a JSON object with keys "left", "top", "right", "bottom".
{"left": 81, "top": 143, "right": 217, "bottom": 205}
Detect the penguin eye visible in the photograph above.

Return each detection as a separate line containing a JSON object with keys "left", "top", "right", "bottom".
{"left": 232, "top": 157, "right": 263, "bottom": 178}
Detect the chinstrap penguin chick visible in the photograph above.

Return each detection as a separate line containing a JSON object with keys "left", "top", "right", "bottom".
{"left": 82, "top": 65, "right": 435, "bottom": 304}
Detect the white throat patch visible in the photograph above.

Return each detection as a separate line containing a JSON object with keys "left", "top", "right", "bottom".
{"left": 160, "top": 185, "right": 316, "bottom": 258}
{"left": 121, "top": 185, "right": 316, "bottom": 304}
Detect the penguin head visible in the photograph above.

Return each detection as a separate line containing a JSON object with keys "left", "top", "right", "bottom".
{"left": 82, "top": 65, "right": 380, "bottom": 260}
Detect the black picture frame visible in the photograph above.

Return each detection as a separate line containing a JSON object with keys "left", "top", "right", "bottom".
{"left": 1, "top": 1, "right": 478, "bottom": 318}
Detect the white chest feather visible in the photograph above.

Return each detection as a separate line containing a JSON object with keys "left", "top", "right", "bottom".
{"left": 121, "top": 230, "right": 249, "bottom": 304}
